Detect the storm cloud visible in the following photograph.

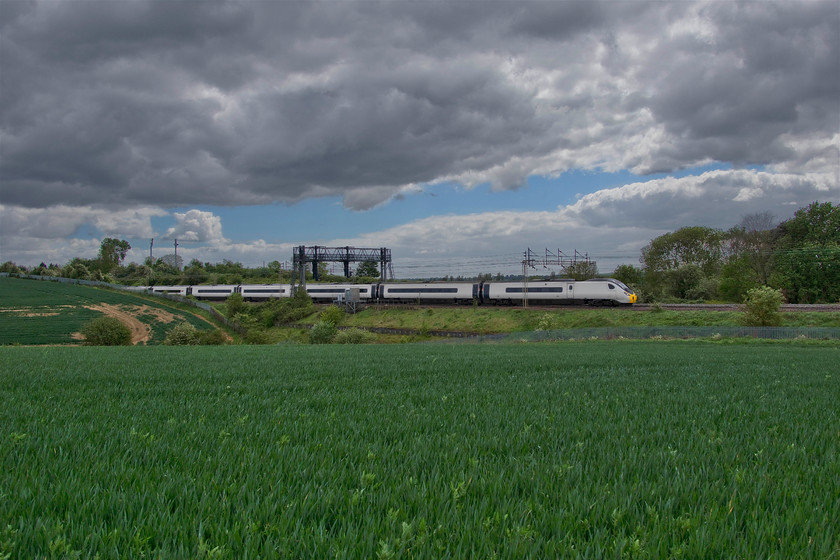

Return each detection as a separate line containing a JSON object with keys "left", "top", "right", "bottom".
{"left": 2, "top": 0, "right": 837, "bottom": 211}
{"left": 1, "top": 0, "right": 838, "bottom": 271}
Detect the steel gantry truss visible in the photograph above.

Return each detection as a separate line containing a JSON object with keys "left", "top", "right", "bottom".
{"left": 292, "top": 246, "right": 393, "bottom": 286}
{"left": 522, "top": 248, "right": 592, "bottom": 271}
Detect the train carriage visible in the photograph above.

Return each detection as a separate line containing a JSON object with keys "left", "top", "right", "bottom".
{"left": 150, "top": 285, "right": 190, "bottom": 296}
{"left": 305, "top": 284, "right": 375, "bottom": 302}
{"left": 482, "top": 279, "right": 636, "bottom": 306}
{"left": 240, "top": 284, "right": 290, "bottom": 301}
{"left": 379, "top": 282, "right": 478, "bottom": 304}
{"left": 190, "top": 284, "right": 238, "bottom": 300}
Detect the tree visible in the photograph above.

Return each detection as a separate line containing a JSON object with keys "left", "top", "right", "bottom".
{"left": 0, "top": 261, "right": 23, "bottom": 274}
{"left": 641, "top": 226, "right": 726, "bottom": 276}
{"left": 640, "top": 226, "right": 727, "bottom": 301}
{"left": 98, "top": 238, "right": 131, "bottom": 272}
{"left": 356, "top": 260, "right": 380, "bottom": 278}
{"left": 726, "top": 212, "right": 776, "bottom": 285}
{"left": 158, "top": 254, "right": 183, "bottom": 272}
{"left": 564, "top": 260, "right": 597, "bottom": 280}
{"left": 612, "top": 264, "right": 643, "bottom": 286}
{"left": 773, "top": 202, "right": 840, "bottom": 303}
{"left": 777, "top": 201, "right": 839, "bottom": 247}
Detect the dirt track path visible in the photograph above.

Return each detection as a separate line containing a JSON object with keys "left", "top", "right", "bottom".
{"left": 85, "top": 304, "right": 151, "bottom": 345}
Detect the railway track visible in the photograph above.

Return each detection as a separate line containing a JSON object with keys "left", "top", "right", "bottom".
{"left": 379, "top": 303, "right": 840, "bottom": 312}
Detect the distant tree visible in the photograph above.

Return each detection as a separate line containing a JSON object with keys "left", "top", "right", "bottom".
{"left": 317, "top": 262, "right": 329, "bottom": 279}
{"left": 773, "top": 202, "right": 840, "bottom": 303}
{"left": 98, "top": 238, "right": 131, "bottom": 272}
{"left": 665, "top": 264, "right": 705, "bottom": 300}
{"left": 63, "top": 258, "right": 94, "bottom": 280}
{"left": 718, "top": 257, "right": 757, "bottom": 302}
{"left": 641, "top": 226, "right": 726, "bottom": 276}
{"left": 268, "top": 260, "right": 284, "bottom": 277}
{"left": 777, "top": 201, "right": 839, "bottom": 247}
{"left": 1, "top": 261, "right": 23, "bottom": 274}
{"left": 564, "top": 260, "right": 598, "bottom": 280}
{"left": 726, "top": 212, "right": 776, "bottom": 285}
{"left": 355, "top": 260, "right": 380, "bottom": 278}
{"left": 158, "top": 254, "right": 183, "bottom": 272}
{"left": 612, "top": 264, "right": 642, "bottom": 286}
{"left": 640, "top": 226, "right": 726, "bottom": 300}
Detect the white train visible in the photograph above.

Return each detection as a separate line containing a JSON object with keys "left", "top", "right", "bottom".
{"left": 144, "top": 279, "right": 637, "bottom": 306}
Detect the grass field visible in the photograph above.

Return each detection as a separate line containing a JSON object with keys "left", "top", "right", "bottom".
{"left": 0, "top": 277, "right": 219, "bottom": 345}
{"left": 335, "top": 306, "right": 840, "bottom": 334}
{"left": 2, "top": 343, "right": 837, "bottom": 558}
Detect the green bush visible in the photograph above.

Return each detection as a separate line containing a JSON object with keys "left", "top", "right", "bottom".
{"left": 81, "top": 316, "right": 133, "bottom": 346}
{"left": 320, "top": 305, "right": 345, "bottom": 326}
{"left": 309, "top": 321, "right": 337, "bottom": 344}
{"left": 334, "top": 328, "right": 376, "bottom": 344}
{"left": 197, "top": 329, "right": 226, "bottom": 345}
{"left": 164, "top": 322, "right": 200, "bottom": 345}
{"left": 742, "top": 286, "right": 784, "bottom": 326}
{"left": 244, "top": 329, "right": 272, "bottom": 345}
{"left": 225, "top": 293, "right": 246, "bottom": 319}
{"left": 257, "top": 293, "right": 316, "bottom": 326}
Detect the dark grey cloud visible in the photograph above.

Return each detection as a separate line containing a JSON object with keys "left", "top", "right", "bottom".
{"left": 1, "top": 0, "right": 837, "bottom": 211}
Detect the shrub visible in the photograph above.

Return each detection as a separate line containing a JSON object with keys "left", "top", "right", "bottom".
{"left": 320, "top": 305, "right": 345, "bottom": 326}
{"left": 225, "top": 293, "right": 246, "bottom": 319}
{"left": 244, "top": 329, "right": 272, "bottom": 345}
{"left": 165, "top": 322, "right": 200, "bottom": 345}
{"left": 334, "top": 328, "right": 376, "bottom": 344}
{"left": 309, "top": 321, "right": 337, "bottom": 344}
{"left": 535, "top": 313, "right": 556, "bottom": 331}
{"left": 197, "top": 329, "right": 226, "bottom": 345}
{"left": 81, "top": 316, "right": 133, "bottom": 346}
{"left": 258, "top": 293, "right": 316, "bottom": 326}
{"left": 742, "top": 286, "right": 784, "bottom": 326}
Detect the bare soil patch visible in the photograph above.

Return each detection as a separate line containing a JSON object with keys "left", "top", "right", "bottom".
{"left": 83, "top": 304, "right": 151, "bottom": 345}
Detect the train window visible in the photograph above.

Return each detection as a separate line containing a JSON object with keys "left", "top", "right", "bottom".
{"left": 608, "top": 283, "right": 615, "bottom": 289}
{"left": 505, "top": 287, "right": 563, "bottom": 293}
{"left": 244, "top": 289, "right": 285, "bottom": 294}
{"left": 387, "top": 288, "right": 459, "bottom": 294}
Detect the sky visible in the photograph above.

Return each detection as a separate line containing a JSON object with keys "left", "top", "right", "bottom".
{"left": 1, "top": 0, "right": 838, "bottom": 279}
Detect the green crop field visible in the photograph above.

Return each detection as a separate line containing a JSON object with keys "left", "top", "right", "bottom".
{"left": 1, "top": 342, "right": 837, "bottom": 558}
{"left": 0, "top": 277, "right": 218, "bottom": 345}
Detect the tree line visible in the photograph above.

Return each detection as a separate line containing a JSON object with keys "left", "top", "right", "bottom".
{"left": 611, "top": 201, "right": 839, "bottom": 304}
{"left": 2, "top": 201, "right": 837, "bottom": 304}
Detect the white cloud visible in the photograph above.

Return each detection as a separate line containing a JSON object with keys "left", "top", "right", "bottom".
{"left": 164, "top": 209, "right": 227, "bottom": 243}
{"left": 0, "top": 204, "right": 167, "bottom": 240}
